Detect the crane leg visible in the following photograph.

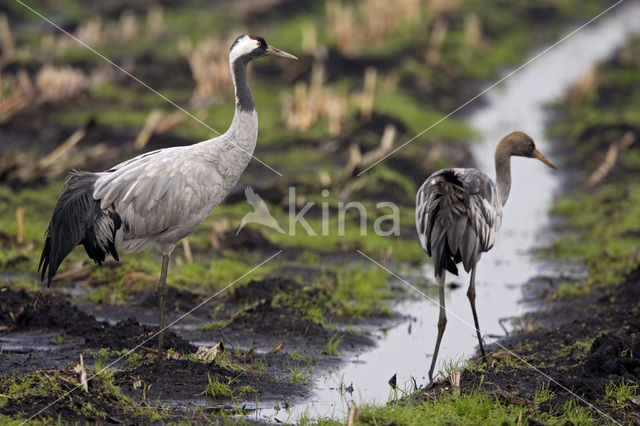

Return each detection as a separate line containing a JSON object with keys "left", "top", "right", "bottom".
{"left": 428, "top": 272, "right": 447, "bottom": 383}
{"left": 468, "top": 265, "right": 486, "bottom": 362}
{"left": 156, "top": 254, "right": 170, "bottom": 363}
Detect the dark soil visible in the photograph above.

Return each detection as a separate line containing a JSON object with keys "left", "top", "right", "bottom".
{"left": 136, "top": 285, "right": 202, "bottom": 312}
{"left": 424, "top": 265, "right": 640, "bottom": 424}
{"left": 0, "top": 288, "right": 194, "bottom": 353}
{"left": 217, "top": 228, "right": 280, "bottom": 253}
{"left": 114, "top": 356, "right": 307, "bottom": 407}
{"left": 0, "top": 356, "right": 287, "bottom": 424}
{"left": 206, "top": 276, "right": 377, "bottom": 355}
{"left": 0, "top": 369, "right": 153, "bottom": 425}
{"left": 0, "top": 275, "right": 379, "bottom": 423}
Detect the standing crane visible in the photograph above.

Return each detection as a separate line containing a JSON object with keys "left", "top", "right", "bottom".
{"left": 39, "top": 34, "right": 297, "bottom": 361}
{"left": 415, "top": 131, "right": 556, "bottom": 382}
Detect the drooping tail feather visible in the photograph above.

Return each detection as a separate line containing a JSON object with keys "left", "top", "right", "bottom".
{"left": 417, "top": 170, "right": 467, "bottom": 277}
{"left": 39, "top": 171, "right": 122, "bottom": 286}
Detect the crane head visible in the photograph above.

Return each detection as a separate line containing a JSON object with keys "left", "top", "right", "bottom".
{"left": 499, "top": 131, "right": 557, "bottom": 169}
{"left": 230, "top": 34, "right": 298, "bottom": 63}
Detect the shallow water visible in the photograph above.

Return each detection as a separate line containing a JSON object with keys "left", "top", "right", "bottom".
{"left": 258, "top": 3, "right": 640, "bottom": 422}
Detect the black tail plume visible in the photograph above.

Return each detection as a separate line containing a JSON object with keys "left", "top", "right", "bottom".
{"left": 39, "top": 171, "right": 121, "bottom": 286}
{"left": 432, "top": 238, "right": 461, "bottom": 276}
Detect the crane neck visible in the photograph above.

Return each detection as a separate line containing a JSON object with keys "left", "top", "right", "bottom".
{"left": 495, "top": 146, "right": 512, "bottom": 206}
{"left": 220, "top": 56, "right": 258, "bottom": 156}
{"left": 230, "top": 57, "right": 255, "bottom": 113}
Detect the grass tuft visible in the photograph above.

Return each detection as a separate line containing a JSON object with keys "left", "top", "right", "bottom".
{"left": 202, "top": 374, "right": 233, "bottom": 399}
{"left": 605, "top": 381, "right": 638, "bottom": 408}
{"left": 287, "top": 362, "right": 315, "bottom": 385}
{"left": 533, "top": 382, "right": 555, "bottom": 405}
{"left": 322, "top": 334, "right": 342, "bottom": 356}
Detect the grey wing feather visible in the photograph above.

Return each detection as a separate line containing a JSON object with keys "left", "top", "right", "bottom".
{"left": 93, "top": 147, "right": 225, "bottom": 252}
{"left": 459, "top": 169, "right": 500, "bottom": 255}
{"left": 416, "top": 168, "right": 501, "bottom": 276}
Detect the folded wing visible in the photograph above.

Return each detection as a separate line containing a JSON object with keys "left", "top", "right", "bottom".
{"left": 416, "top": 168, "right": 500, "bottom": 276}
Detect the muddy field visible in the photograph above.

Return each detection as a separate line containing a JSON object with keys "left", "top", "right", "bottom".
{"left": 0, "top": 279, "right": 375, "bottom": 422}
{"left": 419, "top": 267, "right": 640, "bottom": 424}
{"left": 1, "top": 0, "right": 638, "bottom": 424}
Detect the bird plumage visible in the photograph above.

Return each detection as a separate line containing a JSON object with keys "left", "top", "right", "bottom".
{"left": 92, "top": 137, "right": 249, "bottom": 255}
{"left": 416, "top": 168, "right": 501, "bottom": 276}
{"left": 416, "top": 131, "right": 556, "bottom": 383}
{"left": 39, "top": 34, "right": 298, "bottom": 361}
{"left": 39, "top": 34, "right": 276, "bottom": 283}
{"left": 39, "top": 171, "right": 121, "bottom": 286}
{"left": 40, "top": 93, "right": 256, "bottom": 282}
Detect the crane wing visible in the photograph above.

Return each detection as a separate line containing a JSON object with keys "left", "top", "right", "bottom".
{"left": 459, "top": 169, "right": 500, "bottom": 254}
{"left": 416, "top": 168, "right": 500, "bottom": 276}
{"left": 93, "top": 147, "right": 225, "bottom": 250}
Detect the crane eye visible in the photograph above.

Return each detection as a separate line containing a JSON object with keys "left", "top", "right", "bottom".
{"left": 256, "top": 41, "right": 262, "bottom": 47}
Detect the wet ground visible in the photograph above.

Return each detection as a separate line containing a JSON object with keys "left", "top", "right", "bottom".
{"left": 423, "top": 263, "right": 640, "bottom": 424}
{"left": 0, "top": 275, "right": 386, "bottom": 422}
{"left": 1, "top": 0, "right": 637, "bottom": 424}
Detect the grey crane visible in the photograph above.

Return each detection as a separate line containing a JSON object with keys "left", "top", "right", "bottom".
{"left": 415, "top": 131, "right": 556, "bottom": 382}
{"left": 39, "top": 34, "right": 297, "bottom": 361}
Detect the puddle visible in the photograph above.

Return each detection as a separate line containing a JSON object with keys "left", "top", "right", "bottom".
{"left": 0, "top": 332, "right": 59, "bottom": 353}
{"left": 256, "top": 2, "right": 640, "bottom": 422}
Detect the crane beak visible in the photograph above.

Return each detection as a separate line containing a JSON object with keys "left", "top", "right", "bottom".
{"left": 532, "top": 149, "right": 557, "bottom": 169}
{"left": 265, "top": 46, "right": 298, "bottom": 60}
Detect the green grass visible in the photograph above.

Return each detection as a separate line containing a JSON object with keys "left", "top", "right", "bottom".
{"left": 557, "top": 337, "right": 595, "bottom": 361}
{"left": 92, "top": 348, "right": 116, "bottom": 371}
{"left": 322, "top": 334, "right": 342, "bottom": 356}
{"left": 549, "top": 183, "right": 640, "bottom": 286}
{"left": 533, "top": 382, "right": 555, "bottom": 405}
{"left": 263, "top": 207, "right": 425, "bottom": 264}
{"left": 0, "top": 180, "right": 63, "bottom": 245}
{"left": 236, "top": 385, "right": 258, "bottom": 398}
{"left": 546, "top": 34, "right": 640, "bottom": 289}
{"left": 0, "top": 367, "right": 167, "bottom": 422}
{"left": 330, "top": 266, "right": 394, "bottom": 316}
{"left": 123, "top": 349, "right": 146, "bottom": 369}
{"left": 560, "top": 399, "right": 594, "bottom": 425}
{"left": 437, "top": 356, "right": 466, "bottom": 382}
{"left": 605, "top": 381, "right": 638, "bottom": 408}
{"left": 271, "top": 264, "right": 393, "bottom": 327}
{"left": 168, "top": 256, "right": 275, "bottom": 292}
{"left": 199, "top": 319, "right": 227, "bottom": 331}
{"left": 357, "top": 392, "right": 523, "bottom": 425}
{"left": 290, "top": 350, "right": 315, "bottom": 363}
{"left": 202, "top": 374, "right": 233, "bottom": 399}
{"left": 356, "top": 391, "right": 603, "bottom": 426}
{"left": 287, "top": 363, "right": 315, "bottom": 385}
{"left": 0, "top": 373, "right": 66, "bottom": 410}
{"left": 201, "top": 371, "right": 258, "bottom": 400}
{"left": 554, "top": 280, "right": 589, "bottom": 299}
{"left": 375, "top": 91, "right": 471, "bottom": 142}
{"left": 0, "top": 414, "right": 67, "bottom": 426}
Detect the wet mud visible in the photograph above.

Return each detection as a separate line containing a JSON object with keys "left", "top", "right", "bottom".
{"left": 0, "top": 275, "right": 379, "bottom": 422}
{"left": 425, "top": 264, "right": 640, "bottom": 423}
